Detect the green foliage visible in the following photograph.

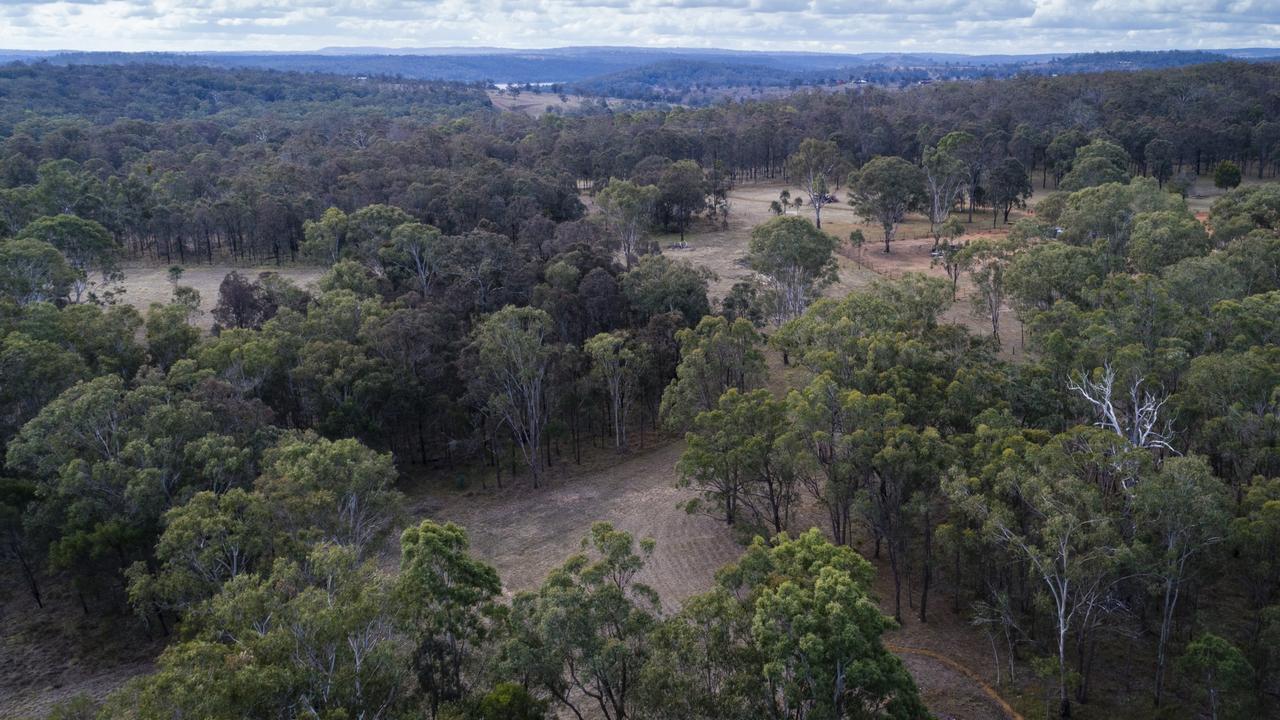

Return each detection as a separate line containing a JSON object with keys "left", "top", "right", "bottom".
{"left": 620, "top": 254, "right": 713, "bottom": 326}
{"left": 726, "top": 530, "right": 928, "bottom": 720}
{"left": 7, "top": 372, "right": 275, "bottom": 607}
{"left": 636, "top": 589, "right": 767, "bottom": 720}
{"left": 144, "top": 300, "right": 200, "bottom": 370}
{"left": 585, "top": 330, "right": 649, "bottom": 449}
{"left": 847, "top": 155, "right": 926, "bottom": 254}
{"left": 128, "top": 488, "right": 271, "bottom": 616}
{"left": 15, "top": 214, "right": 118, "bottom": 300}
{"left": 1133, "top": 456, "right": 1232, "bottom": 704}
{"left": 503, "top": 522, "right": 659, "bottom": 720}
{"left": 986, "top": 157, "right": 1032, "bottom": 225}
{"left": 444, "top": 683, "right": 548, "bottom": 720}
{"left": 659, "top": 315, "right": 765, "bottom": 430}
{"left": 397, "top": 520, "right": 503, "bottom": 717}
{"left": 0, "top": 330, "right": 88, "bottom": 444}
{"left": 463, "top": 305, "right": 555, "bottom": 485}
{"left": 256, "top": 431, "right": 402, "bottom": 556}
{"left": 1230, "top": 477, "right": 1280, "bottom": 611}
{"left": 959, "top": 237, "right": 1022, "bottom": 346}
{"left": 1006, "top": 239, "right": 1101, "bottom": 315}
{"left": 1145, "top": 138, "right": 1176, "bottom": 186}
{"left": 922, "top": 137, "right": 968, "bottom": 242}
{"left": 1126, "top": 209, "right": 1211, "bottom": 273}
{"left": 657, "top": 159, "right": 709, "bottom": 239}
{"left": 1214, "top": 160, "right": 1243, "bottom": 190}
{"left": 0, "top": 237, "right": 76, "bottom": 305}
{"left": 746, "top": 215, "right": 839, "bottom": 323}
{"left": 597, "top": 178, "right": 660, "bottom": 267}
{"left": 1210, "top": 184, "right": 1280, "bottom": 244}
{"left": 679, "top": 388, "right": 799, "bottom": 534}
{"left": 1178, "top": 634, "right": 1254, "bottom": 720}
{"left": 786, "top": 374, "right": 903, "bottom": 547}
{"left": 103, "top": 544, "right": 412, "bottom": 720}
{"left": 1056, "top": 178, "right": 1185, "bottom": 265}
{"left": 1059, "top": 140, "right": 1131, "bottom": 191}
{"left": 786, "top": 138, "right": 840, "bottom": 228}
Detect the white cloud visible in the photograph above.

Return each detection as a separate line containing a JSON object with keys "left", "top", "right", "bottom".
{"left": 0, "top": 0, "right": 1276, "bottom": 53}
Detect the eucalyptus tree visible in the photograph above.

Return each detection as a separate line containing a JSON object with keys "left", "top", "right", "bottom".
{"left": 396, "top": 520, "right": 502, "bottom": 719}
{"left": 503, "top": 523, "right": 659, "bottom": 720}
{"left": 847, "top": 156, "right": 926, "bottom": 254}
{"left": 584, "top": 331, "right": 648, "bottom": 451}
{"left": 745, "top": 215, "right": 839, "bottom": 324}
{"left": 15, "top": 214, "right": 118, "bottom": 302}
{"left": 678, "top": 388, "right": 800, "bottom": 533}
{"left": 659, "top": 315, "right": 765, "bottom": 431}
{"left": 464, "top": 306, "right": 556, "bottom": 487}
{"left": 785, "top": 138, "right": 840, "bottom": 228}
{"left": 1133, "top": 457, "right": 1231, "bottom": 707}
{"left": 596, "top": 179, "right": 659, "bottom": 269}
{"left": 923, "top": 136, "right": 968, "bottom": 248}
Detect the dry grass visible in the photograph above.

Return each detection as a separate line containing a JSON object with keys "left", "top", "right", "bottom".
{"left": 0, "top": 575, "right": 164, "bottom": 719}
{"left": 654, "top": 180, "right": 1033, "bottom": 355}
{"left": 407, "top": 435, "right": 1019, "bottom": 719}
{"left": 115, "top": 263, "right": 324, "bottom": 329}
{"left": 487, "top": 90, "right": 599, "bottom": 117}
{"left": 1184, "top": 173, "right": 1271, "bottom": 214}
{"left": 397, "top": 439, "right": 742, "bottom": 611}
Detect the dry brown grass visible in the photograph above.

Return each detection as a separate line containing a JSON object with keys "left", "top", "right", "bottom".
{"left": 652, "top": 180, "right": 1033, "bottom": 356}
{"left": 410, "top": 436, "right": 1020, "bottom": 720}
{"left": 398, "top": 440, "right": 742, "bottom": 611}
{"left": 0, "top": 575, "right": 164, "bottom": 719}
{"left": 487, "top": 90, "right": 598, "bottom": 117}
{"left": 115, "top": 263, "right": 324, "bottom": 329}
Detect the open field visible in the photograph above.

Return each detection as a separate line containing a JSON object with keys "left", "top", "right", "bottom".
{"left": 661, "top": 180, "right": 1035, "bottom": 353}
{"left": 410, "top": 438, "right": 1015, "bottom": 720}
{"left": 1185, "top": 172, "right": 1273, "bottom": 214}
{"left": 115, "top": 263, "right": 324, "bottom": 329}
{"left": 485, "top": 89, "right": 649, "bottom": 117}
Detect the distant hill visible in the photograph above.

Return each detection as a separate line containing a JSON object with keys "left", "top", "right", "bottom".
{"left": 3, "top": 46, "right": 1278, "bottom": 104}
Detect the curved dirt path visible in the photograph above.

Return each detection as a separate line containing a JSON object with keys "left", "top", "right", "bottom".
{"left": 409, "top": 441, "right": 1023, "bottom": 719}
{"left": 887, "top": 644, "right": 1024, "bottom": 720}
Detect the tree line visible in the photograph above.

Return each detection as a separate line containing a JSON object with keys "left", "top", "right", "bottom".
{"left": 3, "top": 60, "right": 1280, "bottom": 266}
{"left": 4, "top": 59, "right": 1280, "bottom": 719}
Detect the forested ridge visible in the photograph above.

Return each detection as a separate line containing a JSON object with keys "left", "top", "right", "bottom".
{"left": 4, "top": 58, "right": 1280, "bottom": 719}
{"left": 9, "top": 47, "right": 1275, "bottom": 103}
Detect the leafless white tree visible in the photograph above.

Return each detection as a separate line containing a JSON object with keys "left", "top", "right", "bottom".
{"left": 1068, "top": 364, "right": 1177, "bottom": 453}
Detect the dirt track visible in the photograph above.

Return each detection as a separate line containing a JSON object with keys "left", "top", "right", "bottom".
{"left": 416, "top": 439, "right": 1023, "bottom": 720}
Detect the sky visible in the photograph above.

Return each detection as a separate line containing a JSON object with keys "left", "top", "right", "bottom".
{"left": 1, "top": 0, "right": 1279, "bottom": 54}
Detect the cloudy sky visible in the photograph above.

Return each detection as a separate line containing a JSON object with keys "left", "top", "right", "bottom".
{"left": 1, "top": 0, "right": 1278, "bottom": 54}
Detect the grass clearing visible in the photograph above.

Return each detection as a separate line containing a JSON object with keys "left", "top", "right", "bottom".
{"left": 115, "top": 263, "right": 324, "bottom": 329}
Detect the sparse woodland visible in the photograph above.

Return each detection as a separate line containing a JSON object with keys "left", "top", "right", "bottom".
{"left": 4, "top": 59, "right": 1280, "bottom": 720}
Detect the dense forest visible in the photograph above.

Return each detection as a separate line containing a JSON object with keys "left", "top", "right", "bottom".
{"left": 4, "top": 57, "right": 1280, "bottom": 720}
{"left": 7, "top": 47, "right": 1280, "bottom": 103}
